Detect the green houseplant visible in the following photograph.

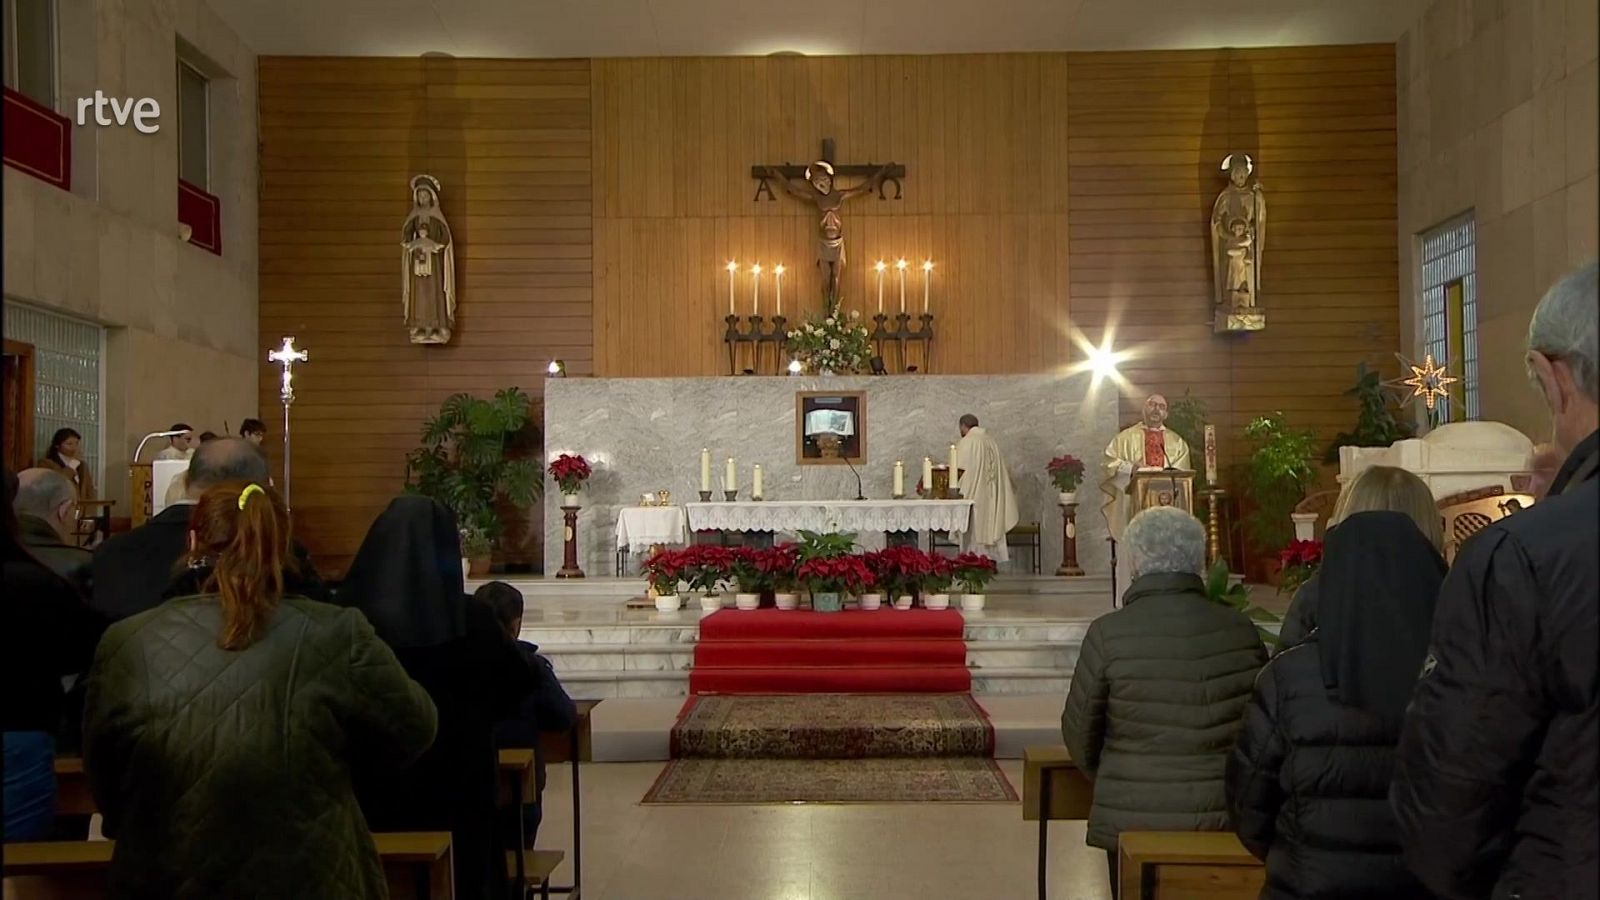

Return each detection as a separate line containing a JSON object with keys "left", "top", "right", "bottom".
{"left": 1241, "top": 412, "right": 1319, "bottom": 552}
{"left": 1204, "top": 558, "right": 1282, "bottom": 648}
{"left": 404, "top": 388, "right": 542, "bottom": 565}
{"left": 1324, "top": 362, "right": 1415, "bottom": 463}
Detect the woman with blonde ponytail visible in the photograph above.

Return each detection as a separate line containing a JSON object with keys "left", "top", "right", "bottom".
{"left": 82, "top": 482, "right": 439, "bottom": 900}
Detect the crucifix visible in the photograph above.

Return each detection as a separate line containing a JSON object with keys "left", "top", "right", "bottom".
{"left": 752, "top": 139, "right": 906, "bottom": 309}
{"left": 267, "top": 336, "right": 309, "bottom": 510}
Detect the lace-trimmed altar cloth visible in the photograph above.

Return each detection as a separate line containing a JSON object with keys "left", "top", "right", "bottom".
{"left": 685, "top": 499, "right": 971, "bottom": 539}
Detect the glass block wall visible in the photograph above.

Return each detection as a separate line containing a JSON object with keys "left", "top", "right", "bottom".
{"left": 1419, "top": 215, "right": 1479, "bottom": 422}
{"left": 4, "top": 301, "right": 103, "bottom": 480}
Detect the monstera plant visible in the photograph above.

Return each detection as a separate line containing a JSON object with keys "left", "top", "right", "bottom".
{"left": 405, "top": 388, "right": 542, "bottom": 552}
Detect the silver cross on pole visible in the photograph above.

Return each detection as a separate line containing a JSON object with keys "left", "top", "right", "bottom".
{"left": 267, "top": 336, "right": 309, "bottom": 510}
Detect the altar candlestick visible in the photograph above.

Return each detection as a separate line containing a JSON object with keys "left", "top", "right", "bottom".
{"left": 922, "top": 260, "right": 933, "bottom": 313}
{"left": 700, "top": 448, "right": 712, "bottom": 493}
{"left": 726, "top": 457, "right": 737, "bottom": 492}
{"left": 948, "top": 443, "right": 960, "bottom": 485}
{"left": 874, "top": 260, "right": 887, "bottom": 313}
{"left": 922, "top": 457, "right": 934, "bottom": 493}
{"left": 725, "top": 260, "right": 737, "bottom": 315}
{"left": 750, "top": 263, "right": 762, "bottom": 315}
{"left": 893, "top": 460, "right": 905, "bottom": 497}
{"left": 774, "top": 264, "right": 785, "bottom": 316}
{"left": 753, "top": 464, "right": 764, "bottom": 499}
{"left": 1204, "top": 425, "right": 1218, "bottom": 484}
{"left": 896, "top": 258, "right": 908, "bottom": 313}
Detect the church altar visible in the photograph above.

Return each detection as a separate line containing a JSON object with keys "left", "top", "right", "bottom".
{"left": 543, "top": 375, "right": 1118, "bottom": 576}
{"left": 685, "top": 499, "right": 971, "bottom": 540}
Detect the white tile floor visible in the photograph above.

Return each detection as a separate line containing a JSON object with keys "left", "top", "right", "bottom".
{"left": 534, "top": 761, "right": 1112, "bottom": 900}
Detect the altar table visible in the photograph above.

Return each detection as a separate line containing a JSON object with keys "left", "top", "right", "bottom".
{"left": 685, "top": 499, "right": 972, "bottom": 541}
{"left": 615, "top": 506, "right": 689, "bottom": 552}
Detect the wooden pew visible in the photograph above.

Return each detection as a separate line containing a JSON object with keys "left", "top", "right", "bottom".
{"left": 2, "top": 832, "right": 454, "bottom": 900}
{"left": 1022, "top": 745, "right": 1094, "bottom": 900}
{"left": 51, "top": 758, "right": 92, "bottom": 818}
{"left": 1118, "top": 832, "right": 1264, "bottom": 900}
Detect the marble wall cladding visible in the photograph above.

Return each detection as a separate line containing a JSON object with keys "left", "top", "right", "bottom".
{"left": 544, "top": 375, "right": 1119, "bottom": 577}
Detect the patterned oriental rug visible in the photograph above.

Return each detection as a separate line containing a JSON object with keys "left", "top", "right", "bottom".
{"left": 642, "top": 694, "right": 1018, "bottom": 804}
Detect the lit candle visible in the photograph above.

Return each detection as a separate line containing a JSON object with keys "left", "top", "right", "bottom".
{"left": 753, "top": 464, "right": 764, "bottom": 499}
{"left": 774, "top": 264, "right": 785, "bottom": 316}
{"left": 1204, "top": 425, "right": 1219, "bottom": 484}
{"left": 726, "top": 457, "right": 737, "bottom": 492}
{"left": 875, "top": 260, "right": 887, "bottom": 313}
{"left": 949, "top": 443, "right": 960, "bottom": 487}
{"left": 701, "top": 448, "right": 712, "bottom": 493}
{"left": 750, "top": 262, "right": 762, "bottom": 316}
{"left": 893, "top": 460, "right": 905, "bottom": 497}
{"left": 922, "top": 457, "right": 934, "bottom": 493}
{"left": 922, "top": 260, "right": 933, "bottom": 313}
{"left": 896, "top": 258, "right": 908, "bottom": 314}
{"left": 725, "top": 260, "right": 737, "bottom": 315}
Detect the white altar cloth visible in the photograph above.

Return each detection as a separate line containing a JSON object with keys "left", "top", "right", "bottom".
{"left": 685, "top": 499, "right": 972, "bottom": 538}
{"left": 615, "top": 506, "right": 690, "bottom": 551}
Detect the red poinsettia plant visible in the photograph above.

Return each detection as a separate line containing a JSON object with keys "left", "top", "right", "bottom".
{"left": 951, "top": 552, "right": 999, "bottom": 593}
{"left": 548, "top": 453, "right": 593, "bottom": 496}
{"left": 1046, "top": 455, "right": 1086, "bottom": 492}
{"left": 868, "top": 545, "right": 935, "bottom": 598}
{"left": 642, "top": 547, "right": 686, "bottom": 596}
{"left": 1277, "top": 538, "right": 1324, "bottom": 597}
{"left": 729, "top": 546, "right": 769, "bottom": 593}
{"left": 758, "top": 543, "right": 801, "bottom": 592}
{"left": 681, "top": 544, "right": 735, "bottom": 595}
{"left": 796, "top": 554, "right": 874, "bottom": 595}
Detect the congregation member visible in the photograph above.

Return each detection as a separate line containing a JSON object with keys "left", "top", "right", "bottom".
{"left": 1277, "top": 464, "right": 1441, "bottom": 648}
{"left": 153, "top": 423, "right": 198, "bottom": 460}
{"left": 2, "top": 469, "right": 106, "bottom": 840}
{"left": 1063, "top": 506, "right": 1266, "bottom": 898}
{"left": 954, "top": 413, "right": 1019, "bottom": 562}
{"left": 13, "top": 467, "right": 93, "bottom": 593}
{"left": 344, "top": 497, "right": 535, "bottom": 900}
{"left": 91, "top": 437, "right": 326, "bottom": 619}
{"left": 240, "top": 417, "right": 267, "bottom": 445}
{"left": 475, "top": 580, "right": 577, "bottom": 847}
{"left": 82, "top": 482, "right": 438, "bottom": 899}
{"left": 37, "top": 426, "right": 95, "bottom": 501}
{"left": 1393, "top": 262, "right": 1599, "bottom": 899}
{"left": 1226, "top": 510, "right": 1446, "bottom": 899}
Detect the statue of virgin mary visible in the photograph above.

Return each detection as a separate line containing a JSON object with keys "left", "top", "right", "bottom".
{"left": 401, "top": 174, "right": 457, "bottom": 345}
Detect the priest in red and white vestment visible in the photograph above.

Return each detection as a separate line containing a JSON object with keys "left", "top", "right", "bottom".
{"left": 1101, "top": 393, "right": 1193, "bottom": 601}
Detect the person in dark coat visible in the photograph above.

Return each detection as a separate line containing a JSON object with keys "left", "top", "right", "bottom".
{"left": 1227, "top": 511, "right": 1445, "bottom": 899}
{"left": 1063, "top": 506, "right": 1267, "bottom": 898}
{"left": 13, "top": 467, "right": 94, "bottom": 594}
{"left": 345, "top": 497, "right": 536, "bottom": 900}
{"left": 90, "top": 438, "right": 326, "bottom": 619}
{"left": 81, "top": 481, "right": 436, "bottom": 899}
{"left": 2, "top": 468, "right": 106, "bottom": 840}
{"left": 1392, "top": 263, "right": 1599, "bottom": 900}
{"left": 475, "top": 581, "right": 577, "bottom": 848}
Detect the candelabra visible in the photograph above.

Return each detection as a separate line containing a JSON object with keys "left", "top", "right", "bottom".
{"left": 723, "top": 314, "right": 790, "bottom": 375}
{"left": 870, "top": 312, "right": 937, "bottom": 373}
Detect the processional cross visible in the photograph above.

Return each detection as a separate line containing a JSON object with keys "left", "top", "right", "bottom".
{"left": 267, "top": 336, "right": 309, "bottom": 509}
{"left": 752, "top": 139, "right": 906, "bottom": 308}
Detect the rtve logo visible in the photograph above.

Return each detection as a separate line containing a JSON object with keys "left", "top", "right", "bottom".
{"left": 75, "top": 91, "right": 161, "bottom": 134}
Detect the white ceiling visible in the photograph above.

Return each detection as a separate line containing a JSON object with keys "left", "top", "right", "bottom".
{"left": 208, "top": 0, "right": 1428, "bottom": 58}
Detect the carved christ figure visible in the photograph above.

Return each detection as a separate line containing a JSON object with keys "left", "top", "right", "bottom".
{"left": 401, "top": 174, "right": 457, "bottom": 344}
{"left": 764, "top": 161, "right": 891, "bottom": 308}
{"left": 1211, "top": 153, "right": 1266, "bottom": 310}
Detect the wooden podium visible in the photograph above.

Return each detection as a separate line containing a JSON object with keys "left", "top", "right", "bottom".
{"left": 129, "top": 463, "right": 153, "bottom": 528}
{"left": 1128, "top": 468, "right": 1195, "bottom": 517}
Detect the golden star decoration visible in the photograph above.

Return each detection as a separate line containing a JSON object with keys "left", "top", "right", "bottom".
{"left": 1396, "top": 353, "right": 1459, "bottom": 410}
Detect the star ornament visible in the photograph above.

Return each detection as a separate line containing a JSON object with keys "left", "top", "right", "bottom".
{"left": 1397, "top": 353, "right": 1459, "bottom": 410}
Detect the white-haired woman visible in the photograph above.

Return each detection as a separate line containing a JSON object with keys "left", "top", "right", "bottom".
{"left": 1063, "top": 506, "right": 1267, "bottom": 898}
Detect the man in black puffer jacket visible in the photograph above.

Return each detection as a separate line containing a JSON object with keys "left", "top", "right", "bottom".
{"left": 1392, "top": 263, "right": 1599, "bottom": 900}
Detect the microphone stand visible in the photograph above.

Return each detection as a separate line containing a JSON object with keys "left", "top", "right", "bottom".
{"left": 843, "top": 453, "right": 866, "bottom": 501}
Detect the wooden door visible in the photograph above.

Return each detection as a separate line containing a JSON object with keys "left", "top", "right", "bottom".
{"left": 3, "top": 338, "right": 37, "bottom": 473}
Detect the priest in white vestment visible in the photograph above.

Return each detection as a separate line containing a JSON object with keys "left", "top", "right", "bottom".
{"left": 955, "top": 414, "right": 1019, "bottom": 563}
{"left": 1102, "top": 394, "right": 1192, "bottom": 602}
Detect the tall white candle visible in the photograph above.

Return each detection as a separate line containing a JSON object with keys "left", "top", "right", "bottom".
{"left": 775, "top": 264, "right": 785, "bottom": 316}
{"left": 753, "top": 464, "right": 764, "bottom": 499}
{"left": 875, "top": 261, "right": 886, "bottom": 313}
{"left": 922, "top": 260, "right": 933, "bottom": 313}
{"left": 725, "top": 261, "right": 737, "bottom": 315}
{"left": 726, "top": 457, "right": 737, "bottom": 492}
{"left": 893, "top": 460, "right": 905, "bottom": 497}
{"left": 1204, "top": 425, "right": 1219, "bottom": 484}
{"left": 751, "top": 263, "right": 762, "bottom": 316}
{"left": 700, "top": 448, "right": 712, "bottom": 493}
{"left": 922, "top": 457, "right": 934, "bottom": 493}
{"left": 949, "top": 443, "right": 960, "bottom": 485}
{"left": 896, "top": 259, "right": 908, "bottom": 314}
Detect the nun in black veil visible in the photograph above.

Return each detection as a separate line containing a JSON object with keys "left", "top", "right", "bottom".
{"left": 342, "top": 496, "right": 534, "bottom": 900}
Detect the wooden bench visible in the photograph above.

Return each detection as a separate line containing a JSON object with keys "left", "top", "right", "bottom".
{"left": 1, "top": 832, "right": 454, "bottom": 900}
{"left": 1118, "top": 832, "right": 1264, "bottom": 900}
{"left": 1022, "top": 745, "right": 1094, "bottom": 900}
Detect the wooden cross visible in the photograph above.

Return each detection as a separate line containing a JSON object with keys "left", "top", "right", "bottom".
{"left": 751, "top": 138, "right": 905, "bottom": 202}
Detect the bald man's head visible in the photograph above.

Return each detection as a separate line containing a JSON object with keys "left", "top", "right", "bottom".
{"left": 186, "top": 437, "right": 270, "bottom": 499}
{"left": 15, "top": 468, "right": 78, "bottom": 538}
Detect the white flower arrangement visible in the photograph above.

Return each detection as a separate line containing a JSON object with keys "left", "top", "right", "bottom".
{"left": 787, "top": 300, "right": 872, "bottom": 373}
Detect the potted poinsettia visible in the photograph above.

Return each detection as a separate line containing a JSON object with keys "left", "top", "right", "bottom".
{"left": 730, "top": 547, "right": 767, "bottom": 611}
{"left": 760, "top": 543, "right": 801, "bottom": 609}
{"left": 952, "top": 552, "right": 999, "bottom": 611}
{"left": 1277, "top": 538, "right": 1324, "bottom": 597}
{"left": 683, "top": 544, "right": 735, "bottom": 611}
{"left": 548, "top": 453, "right": 593, "bottom": 506}
{"left": 1046, "top": 455, "right": 1086, "bottom": 504}
{"left": 874, "top": 545, "right": 932, "bottom": 609}
{"left": 795, "top": 529, "right": 861, "bottom": 613}
{"left": 921, "top": 554, "right": 956, "bottom": 610}
{"left": 642, "top": 548, "right": 685, "bottom": 612}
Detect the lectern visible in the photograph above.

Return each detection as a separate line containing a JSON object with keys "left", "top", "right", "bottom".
{"left": 1128, "top": 469, "right": 1196, "bottom": 517}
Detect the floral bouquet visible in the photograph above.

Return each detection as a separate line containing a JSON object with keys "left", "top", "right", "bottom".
{"left": 548, "top": 453, "right": 593, "bottom": 496}
{"left": 951, "top": 552, "right": 998, "bottom": 594}
{"left": 642, "top": 548, "right": 685, "bottom": 596}
{"left": 787, "top": 307, "right": 872, "bottom": 374}
{"left": 1276, "top": 538, "right": 1324, "bottom": 596}
{"left": 1046, "top": 455, "right": 1086, "bottom": 493}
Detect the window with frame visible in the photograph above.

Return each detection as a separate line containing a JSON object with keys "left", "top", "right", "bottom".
{"left": 4, "top": 301, "right": 104, "bottom": 488}
{"left": 177, "top": 58, "right": 209, "bottom": 188}
{"left": 4, "top": 0, "right": 57, "bottom": 108}
{"left": 1419, "top": 214, "right": 1479, "bottom": 422}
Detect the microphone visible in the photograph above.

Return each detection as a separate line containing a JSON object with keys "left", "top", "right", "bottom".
{"left": 842, "top": 452, "right": 866, "bottom": 501}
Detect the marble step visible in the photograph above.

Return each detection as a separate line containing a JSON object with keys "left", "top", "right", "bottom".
{"left": 540, "top": 640, "right": 1079, "bottom": 675}
{"left": 522, "top": 619, "right": 1092, "bottom": 646}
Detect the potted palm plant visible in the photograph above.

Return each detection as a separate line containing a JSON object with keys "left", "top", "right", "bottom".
{"left": 952, "top": 552, "right": 998, "bottom": 611}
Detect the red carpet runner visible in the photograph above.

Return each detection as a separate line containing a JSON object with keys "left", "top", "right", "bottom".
{"left": 689, "top": 608, "right": 971, "bottom": 694}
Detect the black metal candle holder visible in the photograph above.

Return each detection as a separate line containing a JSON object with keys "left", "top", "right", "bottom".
{"left": 723, "top": 314, "right": 790, "bottom": 375}
{"left": 875, "top": 312, "right": 936, "bottom": 373}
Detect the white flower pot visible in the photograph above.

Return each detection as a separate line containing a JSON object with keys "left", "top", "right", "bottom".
{"left": 734, "top": 592, "right": 761, "bottom": 610}
{"left": 893, "top": 595, "right": 914, "bottom": 610}
{"left": 1058, "top": 491, "right": 1078, "bottom": 505}
{"left": 857, "top": 593, "right": 883, "bottom": 610}
{"left": 774, "top": 592, "right": 800, "bottom": 610}
{"left": 960, "top": 592, "right": 987, "bottom": 611}
{"left": 654, "top": 594, "right": 682, "bottom": 612}
{"left": 699, "top": 594, "right": 723, "bottom": 612}
{"left": 1291, "top": 512, "right": 1318, "bottom": 541}
{"left": 562, "top": 493, "right": 580, "bottom": 507}
{"left": 460, "top": 559, "right": 472, "bottom": 582}
{"left": 923, "top": 592, "right": 951, "bottom": 610}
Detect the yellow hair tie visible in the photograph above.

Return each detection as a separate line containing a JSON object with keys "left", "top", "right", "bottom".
{"left": 238, "top": 484, "right": 266, "bottom": 510}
